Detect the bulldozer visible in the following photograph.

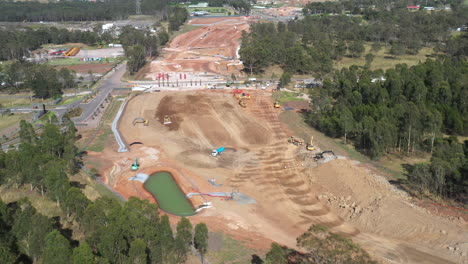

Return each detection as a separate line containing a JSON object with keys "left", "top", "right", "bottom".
{"left": 133, "top": 117, "right": 149, "bottom": 126}
{"left": 274, "top": 101, "right": 280, "bottom": 108}
{"left": 163, "top": 115, "right": 172, "bottom": 125}
{"left": 288, "top": 136, "right": 304, "bottom": 146}
{"left": 306, "top": 136, "right": 315, "bottom": 151}
{"left": 239, "top": 99, "right": 247, "bottom": 108}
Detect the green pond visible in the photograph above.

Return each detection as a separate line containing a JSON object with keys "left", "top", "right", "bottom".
{"left": 144, "top": 171, "right": 196, "bottom": 216}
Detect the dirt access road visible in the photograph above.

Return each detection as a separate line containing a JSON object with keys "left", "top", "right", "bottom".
{"left": 92, "top": 90, "right": 468, "bottom": 264}
{"left": 138, "top": 16, "right": 248, "bottom": 81}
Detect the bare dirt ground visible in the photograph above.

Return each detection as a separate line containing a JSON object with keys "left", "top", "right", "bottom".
{"left": 137, "top": 17, "right": 249, "bottom": 80}
{"left": 87, "top": 90, "right": 468, "bottom": 264}
{"left": 262, "top": 6, "right": 302, "bottom": 17}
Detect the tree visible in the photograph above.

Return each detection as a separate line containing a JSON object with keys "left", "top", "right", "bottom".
{"left": 126, "top": 45, "right": 146, "bottom": 75}
{"left": 279, "top": 71, "right": 292, "bottom": 87}
{"left": 348, "top": 41, "right": 365, "bottom": 58}
{"left": 127, "top": 239, "right": 147, "bottom": 264}
{"left": 364, "top": 53, "right": 375, "bottom": 69}
{"left": 194, "top": 223, "right": 208, "bottom": 263}
{"left": 43, "top": 230, "right": 71, "bottom": 264}
{"left": 174, "top": 217, "right": 192, "bottom": 263}
{"left": 265, "top": 243, "right": 287, "bottom": 264}
{"left": 72, "top": 242, "right": 95, "bottom": 264}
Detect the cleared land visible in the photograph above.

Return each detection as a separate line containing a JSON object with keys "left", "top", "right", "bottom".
{"left": 137, "top": 16, "right": 249, "bottom": 80}
{"left": 85, "top": 90, "right": 468, "bottom": 264}
{"left": 335, "top": 44, "right": 435, "bottom": 70}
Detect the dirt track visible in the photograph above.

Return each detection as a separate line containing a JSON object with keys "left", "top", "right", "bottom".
{"left": 139, "top": 17, "right": 248, "bottom": 80}
{"left": 98, "top": 90, "right": 468, "bottom": 263}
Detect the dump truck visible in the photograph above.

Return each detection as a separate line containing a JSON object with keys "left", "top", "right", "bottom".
{"left": 212, "top": 147, "right": 225, "bottom": 157}
{"left": 288, "top": 136, "right": 304, "bottom": 146}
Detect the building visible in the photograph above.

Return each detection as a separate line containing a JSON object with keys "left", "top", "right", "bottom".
{"left": 407, "top": 5, "right": 420, "bottom": 11}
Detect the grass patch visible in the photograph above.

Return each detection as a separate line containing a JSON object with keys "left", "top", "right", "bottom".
{"left": 59, "top": 95, "right": 85, "bottom": 105}
{"left": 127, "top": 15, "right": 156, "bottom": 20}
{"left": 335, "top": 43, "right": 434, "bottom": 70}
{"left": 49, "top": 57, "right": 118, "bottom": 66}
{"left": 0, "top": 113, "right": 33, "bottom": 133}
{"left": 273, "top": 91, "right": 304, "bottom": 104}
{"left": 85, "top": 100, "right": 122, "bottom": 152}
{"left": 0, "top": 96, "right": 47, "bottom": 108}
{"left": 206, "top": 232, "right": 263, "bottom": 264}
{"left": 170, "top": 24, "right": 202, "bottom": 40}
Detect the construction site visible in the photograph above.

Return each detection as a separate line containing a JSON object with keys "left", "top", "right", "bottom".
{"left": 85, "top": 16, "right": 468, "bottom": 264}
{"left": 136, "top": 16, "right": 249, "bottom": 83}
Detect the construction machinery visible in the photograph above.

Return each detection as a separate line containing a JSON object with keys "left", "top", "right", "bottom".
{"left": 274, "top": 101, "right": 280, "bottom": 108}
{"left": 133, "top": 117, "right": 149, "bottom": 126}
{"left": 239, "top": 93, "right": 251, "bottom": 99}
{"left": 64, "top": 47, "right": 80, "bottom": 56}
{"left": 212, "top": 147, "right": 225, "bottom": 157}
{"left": 306, "top": 136, "right": 315, "bottom": 151}
{"left": 131, "top": 158, "right": 139, "bottom": 171}
{"left": 288, "top": 136, "right": 304, "bottom": 146}
{"left": 239, "top": 99, "right": 247, "bottom": 108}
{"left": 314, "top": 150, "right": 337, "bottom": 161}
{"left": 163, "top": 115, "right": 172, "bottom": 125}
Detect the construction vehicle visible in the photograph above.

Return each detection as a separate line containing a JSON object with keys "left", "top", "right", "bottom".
{"left": 314, "top": 150, "right": 337, "bottom": 161}
{"left": 274, "top": 101, "right": 280, "bottom": 108}
{"left": 64, "top": 47, "right": 80, "bottom": 56}
{"left": 288, "top": 136, "right": 304, "bottom": 146}
{"left": 306, "top": 136, "right": 315, "bottom": 151}
{"left": 212, "top": 147, "right": 225, "bottom": 157}
{"left": 133, "top": 117, "right": 149, "bottom": 126}
{"left": 163, "top": 115, "right": 172, "bottom": 125}
{"left": 239, "top": 93, "right": 251, "bottom": 99}
{"left": 131, "top": 158, "right": 139, "bottom": 171}
{"left": 239, "top": 99, "right": 247, "bottom": 108}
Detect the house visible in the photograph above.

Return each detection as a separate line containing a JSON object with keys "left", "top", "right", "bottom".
{"left": 423, "top": 6, "right": 435, "bottom": 11}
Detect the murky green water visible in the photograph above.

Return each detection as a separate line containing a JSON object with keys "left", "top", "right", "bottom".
{"left": 144, "top": 171, "right": 195, "bottom": 216}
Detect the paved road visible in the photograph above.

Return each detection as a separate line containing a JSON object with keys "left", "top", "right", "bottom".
{"left": 54, "top": 63, "right": 127, "bottom": 123}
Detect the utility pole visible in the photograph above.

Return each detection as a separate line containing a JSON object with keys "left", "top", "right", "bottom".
{"left": 136, "top": 0, "right": 141, "bottom": 15}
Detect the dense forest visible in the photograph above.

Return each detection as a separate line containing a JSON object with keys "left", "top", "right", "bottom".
{"left": 0, "top": 27, "right": 106, "bottom": 61}
{"left": 0, "top": 0, "right": 177, "bottom": 22}
{"left": 0, "top": 61, "right": 76, "bottom": 98}
{"left": 240, "top": 4, "right": 467, "bottom": 76}
{"left": 0, "top": 120, "right": 209, "bottom": 263}
{"left": 307, "top": 58, "right": 467, "bottom": 200}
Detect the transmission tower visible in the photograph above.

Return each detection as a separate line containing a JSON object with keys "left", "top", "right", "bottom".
{"left": 136, "top": 0, "right": 141, "bottom": 15}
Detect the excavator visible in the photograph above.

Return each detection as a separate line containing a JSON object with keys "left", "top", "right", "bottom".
{"left": 131, "top": 158, "right": 139, "bottom": 171}
{"left": 288, "top": 136, "right": 304, "bottom": 146}
{"left": 133, "top": 117, "right": 149, "bottom": 126}
{"left": 274, "top": 101, "right": 280, "bottom": 108}
{"left": 163, "top": 115, "right": 172, "bottom": 125}
{"left": 314, "top": 150, "right": 337, "bottom": 161}
{"left": 239, "top": 99, "right": 247, "bottom": 108}
{"left": 306, "top": 136, "right": 315, "bottom": 151}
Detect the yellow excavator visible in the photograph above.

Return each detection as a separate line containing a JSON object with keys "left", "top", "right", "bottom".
{"left": 163, "top": 115, "right": 172, "bottom": 125}
{"left": 274, "top": 101, "right": 280, "bottom": 108}
{"left": 239, "top": 99, "right": 247, "bottom": 108}
{"left": 133, "top": 117, "right": 149, "bottom": 126}
{"left": 306, "top": 136, "right": 315, "bottom": 151}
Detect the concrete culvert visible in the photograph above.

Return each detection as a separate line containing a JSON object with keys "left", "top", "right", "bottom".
{"left": 129, "top": 142, "right": 143, "bottom": 146}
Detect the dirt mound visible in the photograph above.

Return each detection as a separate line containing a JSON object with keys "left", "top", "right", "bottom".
{"left": 154, "top": 93, "right": 271, "bottom": 147}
